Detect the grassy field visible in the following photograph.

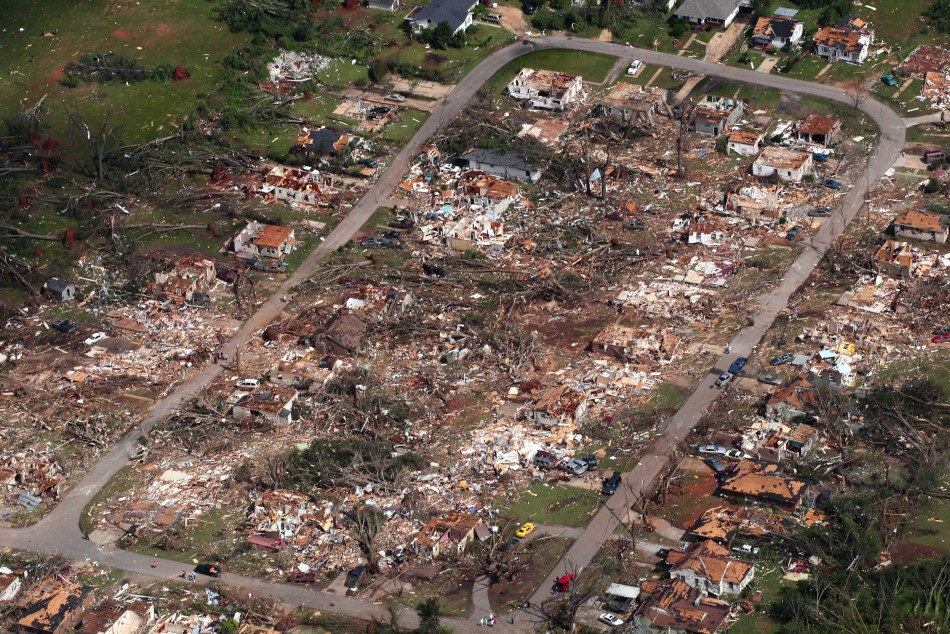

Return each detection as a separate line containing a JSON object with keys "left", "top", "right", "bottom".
{"left": 499, "top": 481, "right": 603, "bottom": 527}
{"left": 483, "top": 49, "right": 619, "bottom": 95}
{"left": 0, "top": 0, "right": 246, "bottom": 149}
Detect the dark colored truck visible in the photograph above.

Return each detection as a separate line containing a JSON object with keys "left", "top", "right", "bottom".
{"left": 602, "top": 471, "right": 622, "bottom": 495}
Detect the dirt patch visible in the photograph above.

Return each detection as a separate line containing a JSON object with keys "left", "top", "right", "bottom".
{"left": 154, "top": 23, "right": 172, "bottom": 38}
{"left": 890, "top": 540, "right": 948, "bottom": 565}
{"left": 597, "top": 29, "right": 612, "bottom": 42}
{"left": 495, "top": 6, "right": 530, "bottom": 36}
{"left": 111, "top": 28, "right": 132, "bottom": 41}
{"left": 660, "top": 470, "right": 721, "bottom": 530}
{"left": 523, "top": 308, "right": 616, "bottom": 350}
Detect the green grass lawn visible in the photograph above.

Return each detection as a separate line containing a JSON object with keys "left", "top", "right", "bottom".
{"left": 0, "top": 0, "right": 246, "bottom": 151}
{"left": 382, "top": 108, "right": 430, "bottom": 144}
{"left": 387, "top": 24, "right": 513, "bottom": 83}
{"left": 317, "top": 58, "right": 370, "bottom": 90}
{"left": 482, "top": 49, "right": 619, "bottom": 95}
{"left": 902, "top": 496, "right": 950, "bottom": 551}
{"left": 128, "top": 508, "right": 242, "bottom": 564}
{"left": 499, "top": 482, "right": 603, "bottom": 527}
{"left": 612, "top": 14, "right": 683, "bottom": 54}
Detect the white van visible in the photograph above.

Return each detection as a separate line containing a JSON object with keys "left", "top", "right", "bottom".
{"left": 484, "top": 11, "right": 502, "bottom": 23}
{"left": 235, "top": 378, "right": 260, "bottom": 388}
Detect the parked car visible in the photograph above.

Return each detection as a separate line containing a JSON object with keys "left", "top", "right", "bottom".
{"left": 704, "top": 457, "right": 727, "bottom": 474}
{"left": 933, "top": 334, "right": 950, "bottom": 343}
{"left": 380, "top": 230, "right": 402, "bottom": 240}
{"left": 582, "top": 454, "right": 598, "bottom": 470}
{"left": 785, "top": 226, "right": 801, "bottom": 240}
{"left": 384, "top": 93, "right": 405, "bottom": 102}
{"left": 563, "top": 459, "right": 588, "bottom": 476}
{"left": 345, "top": 565, "right": 366, "bottom": 591}
{"left": 54, "top": 320, "right": 76, "bottom": 333}
{"left": 623, "top": 219, "right": 645, "bottom": 230}
{"left": 770, "top": 353, "right": 794, "bottom": 366}
{"left": 483, "top": 11, "right": 502, "bottom": 23}
{"left": 84, "top": 332, "right": 107, "bottom": 346}
{"left": 193, "top": 564, "right": 220, "bottom": 577}
{"left": 715, "top": 372, "right": 734, "bottom": 388}
{"left": 515, "top": 522, "right": 536, "bottom": 538}
{"left": 626, "top": 60, "right": 643, "bottom": 76}
{"left": 698, "top": 445, "right": 727, "bottom": 455}
{"left": 378, "top": 239, "right": 403, "bottom": 250}
{"left": 728, "top": 357, "right": 748, "bottom": 374}
{"left": 724, "top": 449, "right": 749, "bottom": 460}
{"left": 554, "top": 573, "right": 574, "bottom": 592}
{"left": 808, "top": 206, "right": 832, "bottom": 217}
{"left": 288, "top": 572, "right": 316, "bottom": 583}
{"left": 812, "top": 152, "right": 829, "bottom": 162}
{"left": 390, "top": 217, "right": 415, "bottom": 229}
{"left": 758, "top": 373, "right": 782, "bottom": 385}
{"left": 358, "top": 158, "right": 378, "bottom": 168}
{"left": 823, "top": 179, "right": 844, "bottom": 190}
{"left": 235, "top": 378, "right": 260, "bottom": 388}
{"left": 602, "top": 471, "right": 622, "bottom": 495}
{"left": 533, "top": 450, "right": 558, "bottom": 469}
{"left": 599, "top": 613, "right": 625, "bottom": 627}
{"left": 881, "top": 74, "right": 897, "bottom": 86}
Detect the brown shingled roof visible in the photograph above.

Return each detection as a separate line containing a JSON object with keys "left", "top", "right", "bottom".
{"left": 894, "top": 209, "right": 945, "bottom": 233}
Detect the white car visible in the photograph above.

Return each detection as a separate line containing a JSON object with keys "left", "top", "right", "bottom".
{"left": 236, "top": 378, "right": 261, "bottom": 388}
{"left": 599, "top": 613, "right": 624, "bottom": 627}
{"left": 84, "top": 332, "right": 107, "bottom": 346}
{"left": 626, "top": 60, "right": 643, "bottom": 75}
{"left": 725, "top": 449, "right": 750, "bottom": 460}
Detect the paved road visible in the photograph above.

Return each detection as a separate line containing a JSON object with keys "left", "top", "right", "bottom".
{"left": 0, "top": 35, "right": 909, "bottom": 633}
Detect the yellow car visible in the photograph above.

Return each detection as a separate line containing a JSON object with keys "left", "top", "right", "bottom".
{"left": 515, "top": 522, "right": 536, "bottom": 538}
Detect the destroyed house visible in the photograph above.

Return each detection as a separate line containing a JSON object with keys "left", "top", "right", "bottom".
{"left": 726, "top": 130, "right": 762, "bottom": 156}
{"left": 153, "top": 256, "right": 216, "bottom": 303}
{"left": 42, "top": 278, "right": 76, "bottom": 302}
{"left": 407, "top": 0, "right": 477, "bottom": 34}
{"left": 506, "top": 68, "right": 583, "bottom": 111}
{"left": 597, "top": 83, "right": 672, "bottom": 126}
{"left": 758, "top": 423, "right": 820, "bottom": 465}
{"left": 752, "top": 147, "right": 813, "bottom": 183}
{"left": 231, "top": 221, "right": 296, "bottom": 259}
{"left": 796, "top": 115, "right": 841, "bottom": 147}
{"left": 813, "top": 27, "right": 870, "bottom": 63}
{"left": 296, "top": 128, "right": 357, "bottom": 157}
{"left": 726, "top": 184, "right": 782, "bottom": 221}
{"left": 0, "top": 571, "right": 22, "bottom": 602}
{"left": 459, "top": 148, "right": 541, "bottom": 183}
{"left": 874, "top": 240, "right": 915, "bottom": 270}
{"left": 413, "top": 512, "right": 487, "bottom": 558}
{"left": 270, "top": 350, "right": 335, "bottom": 388}
{"left": 751, "top": 15, "right": 803, "bottom": 49}
{"left": 719, "top": 460, "right": 809, "bottom": 512}
{"left": 634, "top": 579, "right": 731, "bottom": 634}
{"left": 687, "top": 505, "right": 788, "bottom": 544}
{"left": 673, "top": 0, "right": 742, "bottom": 28}
{"left": 316, "top": 313, "right": 367, "bottom": 356}
{"left": 75, "top": 601, "right": 154, "bottom": 634}
{"left": 528, "top": 384, "right": 587, "bottom": 428}
{"left": 232, "top": 386, "right": 298, "bottom": 425}
{"left": 766, "top": 376, "right": 818, "bottom": 420}
{"left": 263, "top": 165, "right": 333, "bottom": 205}
{"left": 892, "top": 209, "right": 948, "bottom": 244}
{"left": 666, "top": 540, "right": 755, "bottom": 596}
{"left": 590, "top": 324, "right": 676, "bottom": 363}
{"left": 690, "top": 97, "right": 744, "bottom": 136}
{"left": 17, "top": 581, "right": 95, "bottom": 634}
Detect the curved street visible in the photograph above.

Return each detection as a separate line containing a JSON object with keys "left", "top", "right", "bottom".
{"left": 0, "top": 35, "right": 910, "bottom": 632}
